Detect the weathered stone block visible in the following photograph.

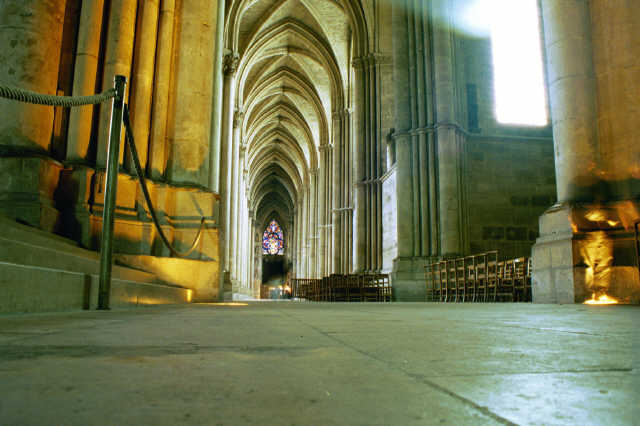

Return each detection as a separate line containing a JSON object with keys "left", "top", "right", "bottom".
{"left": 0, "top": 156, "right": 62, "bottom": 232}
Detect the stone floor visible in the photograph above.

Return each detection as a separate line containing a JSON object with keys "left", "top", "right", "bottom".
{"left": 0, "top": 302, "right": 638, "bottom": 425}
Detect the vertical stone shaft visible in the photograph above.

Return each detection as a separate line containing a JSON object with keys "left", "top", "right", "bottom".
{"left": 219, "top": 55, "right": 238, "bottom": 275}
{"left": 229, "top": 114, "right": 242, "bottom": 283}
{"left": 310, "top": 171, "right": 318, "bottom": 277}
{"left": 354, "top": 53, "right": 386, "bottom": 273}
{"left": 129, "top": 0, "right": 160, "bottom": 169}
{"left": 148, "top": 0, "right": 176, "bottom": 179}
{"left": 345, "top": 109, "right": 353, "bottom": 273}
{"left": 208, "top": 0, "right": 226, "bottom": 192}
{"left": 96, "top": 0, "right": 138, "bottom": 167}
{"left": 326, "top": 145, "right": 334, "bottom": 274}
{"left": 318, "top": 150, "right": 325, "bottom": 277}
{"left": 165, "top": 0, "right": 217, "bottom": 186}
{"left": 332, "top": 113, "right": 342, "bottom": 273}
{"left": 0, "top": 0, "right": 67, "bottom": 151}
{"left": 392, "top": 0, "right": 416, "bottom": 259}
{"left": 296, "top": 202, "right": 303, "bottom": 275}
{"left": 589, "top": 0, "right": 640, "bottom": 199}
{"left": 66, "top": 0, "right": 105, "bottom": 162}
{"left": 540, "top": 0, "right": 599, "bottom": 203}
{"left": 354, "top": 62, "right": 367, "bottom": 272}
{"left": 431, "top": 0, "right": 462, "bottom": 256}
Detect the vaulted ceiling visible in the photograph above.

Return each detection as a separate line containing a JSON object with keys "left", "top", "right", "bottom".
{"left": 225, "top": 0, "right": 370, "bottom": 237}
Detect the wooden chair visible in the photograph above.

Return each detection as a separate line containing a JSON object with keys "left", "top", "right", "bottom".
{"left": 347, "top": 275, "right": 362, "bottom": 302}
{"left": 485, "top": 251, "right": 500, "bottom": 302}
{"left": 437, "top": 260, "right": 447, "bottom": 302}
{"left": 378, "top": 274, "right": 392, "bottom": 302}
{"left": 362, "top": 274, "right": 379, "bottom": 302}
{"left": 455, "top": 257, "right": 466, "bottom": 302}
{"left": 331, "top": 274, "right": 348, "bottom": 302}
{"left": 464, "top": 256, "right": 477, "bottom": 302}
{"left": 513, "top": 257, "right": 531, "bottom": 302}
{"left": 495, "top": 259, "right": 515, "bottom": 302}
{"left": 474, "top": 253, "right": 488, "bottom": 302}
{"left": 425, "top": 262, "right": 438, "bottom": 302}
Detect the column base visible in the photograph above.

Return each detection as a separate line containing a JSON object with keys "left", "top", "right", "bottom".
{"left": 57, "top": 166, "right": 220, "bottom": 260}
{"left": 392, "top": 256, "right": 436, "bottom": 301}
{"left": 0, "top": 156, "right": 63, "bottom": 232}
{"left": 532, "top": 202, "right": 640, "bottom": 304}
{"left": 222, "top": 270, "right": 233, "bottom": 301}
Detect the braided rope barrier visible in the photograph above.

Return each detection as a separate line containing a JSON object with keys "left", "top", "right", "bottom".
{"left": 0, "top": 84, "right": 116, "bottom": 107}
{"left": 123, "top": 104, "right": 206, "bottom": 258}
{"left": 0, "top": 80, "right": 207, "bottom": 259}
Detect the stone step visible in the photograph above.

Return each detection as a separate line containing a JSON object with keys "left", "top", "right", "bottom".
{"left": 0, "top": 214, "right": 159, "bottom": 284}
{"left": 0, "top": 236, "right": 157, "bottom": 284}
{"left": 0, "top": 261, "right": 191, "bottom": 314}
{"left": 0, "top": 214, "right": 91, "bottom": 256}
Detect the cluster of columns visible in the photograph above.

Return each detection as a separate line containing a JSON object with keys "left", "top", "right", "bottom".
{"left": 0, "top": 0, "right": 222, "bottom": 184}
{"left": 389, "top": 0, "right": 465, "bottom": 300}
{"left": 0, "top": 0, "right": 225, "bottom": 242}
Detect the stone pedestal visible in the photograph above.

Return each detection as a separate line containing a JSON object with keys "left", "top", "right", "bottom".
{"left": 392, "top": 256, "right": 431, "bottom": 301}
{"left": 532, "top": 203, "right": 640, "bottom": 304}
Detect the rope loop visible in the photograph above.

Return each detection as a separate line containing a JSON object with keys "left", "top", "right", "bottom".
{"left": 123, "top": 104, "right": 207, "bottom": 258}
{"left": 0, "top": 84, "right": 116, "bottom": 107}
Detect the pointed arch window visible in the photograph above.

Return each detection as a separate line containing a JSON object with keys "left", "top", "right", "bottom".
{"left": 262, "top": 220, "right": 284, "bottom": 255}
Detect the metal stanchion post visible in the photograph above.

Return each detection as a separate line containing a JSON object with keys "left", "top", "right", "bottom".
{"left": 98, "top": 75, "right": 127, "bottom": 310}
{"left": 635, "top": 220, "right": 640, "bottom": 286}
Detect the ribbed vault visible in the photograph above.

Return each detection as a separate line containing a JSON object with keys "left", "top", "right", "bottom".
{"left": 222, "top": 0, "right": 374, "bottom": 294}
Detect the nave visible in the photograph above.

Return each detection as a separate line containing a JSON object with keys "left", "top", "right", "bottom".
{"left": 1, "top": 302, "right": 637, "bottom": 425}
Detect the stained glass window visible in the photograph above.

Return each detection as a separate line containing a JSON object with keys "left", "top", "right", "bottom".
{"left": 262, "top": 220, "right": 284, "bottom": 255}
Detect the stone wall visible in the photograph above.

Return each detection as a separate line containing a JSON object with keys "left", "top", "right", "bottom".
{"left": 464, "top": 137, "right": 556, "bottom": 258}
{"left": 458, "top": 33, "right": 556, "bottom": 259}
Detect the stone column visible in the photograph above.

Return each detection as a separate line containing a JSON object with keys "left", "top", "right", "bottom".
{"left": 96, "top": 0, "right": 138, "bottom": 167}
{"left": 326, "top": 145, "right": 334, "bottom": 274}
{"left": 301, "top": 193, "right": 308, "bottom": 276}
{"left": 0, "top": 0, "right": 67, "bottom": 230}
{"left": 128, "top": 0, "right": 160, "bottom": 170}
{"left": 331, "top": 112, "right": 343, "bottom": 273}
{"left": 431, "top": 0, "right": 462, "bottom": 257}
{"left": 208, "top": 0, "right": 225, "bottom": 193}
{"left": 353, "top": 53, "right": 386, "bottom": 273}
{"left": 229, "top": 112, "right": 243, "bottom": 286}
{"left": 318, "top": 145, "right": 330, "bottom": 277}
{"left": 532, "top": 0, "right": 640, "bottom": 304}
{"left": 218, "top": 53, "right": 238, "bottom": 296}
{"left": 390, "top": 0, "right": 433, "bottom": 301}
{"left": 165, "top": 0, "right": 217, "bottom": 186}
{"left": 0, "top": 0, "right": 66, "bottom": 151}
{"left": 148, "top": 0, "right": 176, "bottom": 180}
{"left": 66, "top": 0, "right": 105, "bottom": 162}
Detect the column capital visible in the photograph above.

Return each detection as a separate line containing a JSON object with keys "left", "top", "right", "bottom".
{"left": 319, "top": 144, "right": 334, "bottom": 152}
{"left": 352, "top": 52, "right": 392, "bottom": 69}
{"left": 224, "top": 53, "right": 239, "bottom": 76}
{"left": 233, "top": 109, "right": 244, "bottom": 129}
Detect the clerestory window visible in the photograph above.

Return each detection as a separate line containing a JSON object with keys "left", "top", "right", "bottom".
{"left": 491, "top": 0, "right": 548, "bottom": 126}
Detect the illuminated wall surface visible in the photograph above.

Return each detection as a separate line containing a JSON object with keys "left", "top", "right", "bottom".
{"left": 0, "top": 0, "right": 636, "bottom": 308}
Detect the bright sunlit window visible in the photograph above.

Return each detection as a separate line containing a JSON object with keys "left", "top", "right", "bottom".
{"left": 491, "top": 0, "right": 548, "bottom": 126}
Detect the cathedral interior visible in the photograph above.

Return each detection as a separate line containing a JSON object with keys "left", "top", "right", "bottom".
{"left": 0, "top": 0, "right": 638, "bottom": 424}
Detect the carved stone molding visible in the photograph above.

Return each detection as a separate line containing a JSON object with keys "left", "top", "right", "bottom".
{"left": 223, "top": 53, "right": 239, "bottom": 76}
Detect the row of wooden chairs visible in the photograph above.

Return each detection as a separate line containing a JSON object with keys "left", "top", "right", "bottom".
{"left": 424, "top": 251, "right": 532, "bottom": 302}
{"left": 292, "top": 274, "right": 392, "bottom": 302}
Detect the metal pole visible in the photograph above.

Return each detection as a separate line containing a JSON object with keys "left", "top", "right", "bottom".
{"left": 635, "top": 220, "right": 640, "bottom": 287}
{"left": 98, "top": 75, "right": 127, "bottom": 310}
